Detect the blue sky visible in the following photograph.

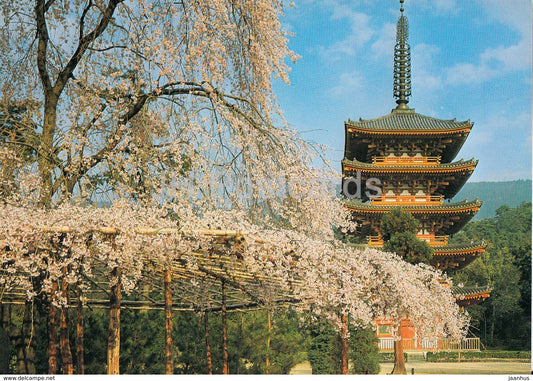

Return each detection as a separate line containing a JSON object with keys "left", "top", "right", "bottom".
{"left": 274, "top": 0, "right": 532, "bottom": 182}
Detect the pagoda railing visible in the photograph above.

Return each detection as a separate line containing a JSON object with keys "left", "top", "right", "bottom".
{"left": 368, "top": 234, "right": 447, "bottom": 247}
{"left": 417, "top": 234, "right": 448, "bottom": 246}
{"left": 378, "top": 337, "right": 480, "bottom": 352}
{"left": 368, "top": 236, "right": 384, "bottom": 246}
{"left": 373, "top": 156, "right": 441, "bottom": 165}
{"left": 371, "top": 195, "right": 443, "bottom": 205}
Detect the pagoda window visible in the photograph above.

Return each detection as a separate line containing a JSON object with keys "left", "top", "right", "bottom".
{"left": 378, "top": 324, "right": 392, "bottom": 336}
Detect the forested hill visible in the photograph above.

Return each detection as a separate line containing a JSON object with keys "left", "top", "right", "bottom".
{"left": 452, "top": 179, "right": 531, "bottom": 220}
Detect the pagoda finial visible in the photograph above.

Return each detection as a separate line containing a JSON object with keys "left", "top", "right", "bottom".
{"left": 393, "top": 0, "right": 411, "bottom": 110}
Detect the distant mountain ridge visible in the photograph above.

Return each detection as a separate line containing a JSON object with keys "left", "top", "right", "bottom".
{"left": 452, "top": 179, "right": 532, "bottom": 220}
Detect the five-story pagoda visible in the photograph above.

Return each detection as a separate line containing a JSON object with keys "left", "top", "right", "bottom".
{"left": 342, "top": 0, "right": 491, "bottom": 309}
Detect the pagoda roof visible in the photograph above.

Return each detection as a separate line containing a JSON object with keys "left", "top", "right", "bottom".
{"left": 345, "top": 199, "right": 482, "bottom": 213}
{"left": 431, "top": 243, "right": 486, "bottom": 271}
{"left": 342, "top": 157, "right": 478, "bottom": 173}
{"left": 344, "top": 199, "right": 481, "bottom": 235}
{"left": 346, "top": 109, "right": 472, "bottom": 133}
{"left": 452, "top": 285, "right": 492, "bottom": 308}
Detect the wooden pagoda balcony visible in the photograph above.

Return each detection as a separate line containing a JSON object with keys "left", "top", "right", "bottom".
{"left": 367, "top": 234, "right": 447, "bottom": 247}
{"left": 368, "top": 236, "right": 384, "bottom": 246}
{"left": 417, "top": 234, "right": 448, "bottom": 246}
{"left": 372, "top": 156, "right": 441, "bottom": 166}
{"left": 371, "top": 195, "right": 443, "bottom": 205}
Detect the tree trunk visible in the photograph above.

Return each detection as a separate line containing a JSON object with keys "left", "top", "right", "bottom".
{"left": 47, "top": 281, "right": 58, "bottom": 374}
{"left": 266, "top": 310, "right": 271, "bottom": 374}
{"left": 38, "top": 95, "right": 59, "bottom": 207}
{"left": 60, "top": 275, "right": 73, "bottom": 374}
{"left": 204, "top": 311, "right": 212, "bottom": 375}
{"left": 340, "top": 314, "right": 349, "bottom": 375}
{"left": 391, "top": 323, "right": 406, "bottom": 375}
{"left": 75, "top": 283, "right": 84, "bottom": 374}
{"left": 221, "top": 280, "right": 229, "bottom": 375}
{"left": 107, "top": 266, "right": 121, "bottom": 375}
{"left": 164, "top": 268, "right": 174, "bottom": 374}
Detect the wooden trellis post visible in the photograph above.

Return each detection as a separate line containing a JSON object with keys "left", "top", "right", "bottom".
{"left": 266, "top": 310, "right": 271, "bottom": 374}
{"left": 204, "top": 311, "right": 213, "bottom": 374}
{"left": 341, "top": 313, "right": 349, "bottom": 375}
{"left": 60, "top": 271, "right": 73, "bottom": 374}
{"left": 75, "top": 281, "right": 84, "bottom": 374}
{"left": 47, "top": 281, "right": 58, "bottom": 374}
{"left": 164, "top": 267, "right": 174, "bottom": 374}
{"left": 221, "top": 280, "right": 229, "bottom": 375}
{"left": 107, "top": 265, "right": 121, "bottom": 375}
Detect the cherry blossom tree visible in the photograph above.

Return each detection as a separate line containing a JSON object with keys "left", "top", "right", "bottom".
{"left": 0, "top": 0, "right": 470, "bottom": 375}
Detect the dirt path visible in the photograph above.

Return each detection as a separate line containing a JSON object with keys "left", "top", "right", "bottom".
{"left": 289, "top": 360, "right": 532, "bottom": 375}
{"left": 379, "top": 360, "right": 531, "bottom": 375}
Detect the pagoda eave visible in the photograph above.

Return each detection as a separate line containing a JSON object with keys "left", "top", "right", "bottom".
{"left": 346, "top": 125, "right": 473, "bottom": 136}
{"left": 453, "top": 286, "right": 492, "bottom": 308}
{"left": 431, "top": 244, "right": 486, "bottom": 271}
{"left": 345, "top": 200, "right": 481, "bottom": 235}
{"left": 342, "top": 158, "right": 477, "bottom": 171}
{"left": 344, "top": 199, "right": 482, "bottom": 215}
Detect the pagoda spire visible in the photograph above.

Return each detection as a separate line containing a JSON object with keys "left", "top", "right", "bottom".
{"left": 393, "top": 0, "right": 412, "bottom": 110}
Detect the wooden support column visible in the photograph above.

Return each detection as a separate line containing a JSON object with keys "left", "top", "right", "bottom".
{"left": 340, "top": 313, "right": 349, "bottom": 375}
{"left": 164, "top": 267, "right": 174, "bottom": 374}
{"left": 22, "top": 300, "right": 36, "bottom": 374}
{"left": 221, "top": 280, "right": 229, "bottom": 375}
{"left": 266, "top": 310, "right": 271, "bottom": 374}
{"left": 75, "top": 282, "right": 84, "bottom": 374}
{"left": 47, "top": 281, "right": 58, "bottom": 374}
{"left": 60, "top": 273, "right": 73, "bottom": 374}
{"left": 107, "top": 266, "right": 121, "bottom": 375}
{"left": 204, "top": 311, "right": 213, "bottom": 375}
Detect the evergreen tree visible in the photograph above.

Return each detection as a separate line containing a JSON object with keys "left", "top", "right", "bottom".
{"left": 381, "top": 208, "right": 433, "bottom": 264}
{"left": 450, "top": 202, "right": 531, "bottom": 349}
{"left": 307, "top": 318, "right": 380, "bottom": 374}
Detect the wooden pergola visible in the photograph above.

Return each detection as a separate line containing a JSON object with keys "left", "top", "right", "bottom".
{"left": 0, "top": 228, "right": 304, "bottom": 375}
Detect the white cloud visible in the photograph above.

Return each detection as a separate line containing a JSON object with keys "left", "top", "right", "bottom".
{"left": 414, "top": 0, "right": 458, "bottom": 13}
{"left": 477, "top": 0, "right": 531, "bottom": 37}
{"left": 411, "top": 43, "right": 443, "bottom": 96}
{"left": 331, "top": 70, "right": 365, "bottom": 97}
{"left": 370, "top": 22, "right": 396, "bottom": 59}
{"left": 443, "top": 0, "right": 531, "bottom": 85}
{"left": 319, "top": 7, "right": 374, "bottom": 59}
{"left": 446, "top": 38, "right": 531, "bottom": 85}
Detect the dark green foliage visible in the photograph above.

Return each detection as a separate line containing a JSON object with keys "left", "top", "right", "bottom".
{"left": 381, "top": 209, "right": 433, "bottom": 264}
{"left": 383, "top": 231, "right": 433, "bottom": 264}
{"left": 426, "top": 350, "right": 531, "bottom": 362}
{"left": 307, "top": 319, "right": 380, "bottom": 375}
{"left": 83, "top": 309, "right": 109, "bottom": 374}
{"left": 307, "top": 321, "right": 337, "bottom": 374}
{"left": 450, "top": 202, "right": 531, "bottom": 350}
{"left": 120, "top": 309, "right": 166, "bottom": 374}
{"left": 380, "top": 208, "right": 419, "bottom": 241}
{"left": 235, "top": 309, "right": 308, "bottom": 374}
{"left": 349, "top": 326, "right": 380, "bottom": 374}
{"left": 0, "top": 326, "right": 9, "bottom": 373}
